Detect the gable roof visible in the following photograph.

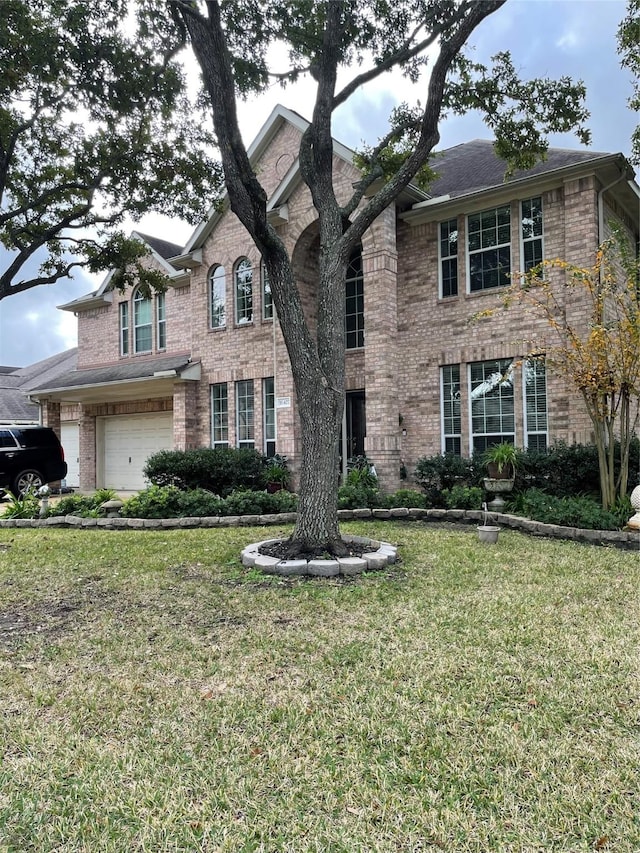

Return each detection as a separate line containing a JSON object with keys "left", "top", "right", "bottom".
{"left": 58, "top": 231, "right": 189, "bottom": 313}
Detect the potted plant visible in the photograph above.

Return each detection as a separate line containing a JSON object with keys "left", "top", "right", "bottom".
{"left": 482, "top": 442, "right": 517, "bottom": 511}
{"left": 264, "top": 455, "right": 291, "bottom": 493}
{"left": 482, "top": 441, "right": 518, "bottom": 479}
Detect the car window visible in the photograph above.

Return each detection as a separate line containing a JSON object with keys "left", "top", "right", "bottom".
{"left": 17, "top": 429, "right": 59, "bottom": 449}
{"left": 0, "top": 430, "right": 18, "bottom": 449}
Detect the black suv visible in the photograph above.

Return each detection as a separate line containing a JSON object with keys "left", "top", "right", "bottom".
{"left": 0, "top": 426, "right": 68, "bottom": 497}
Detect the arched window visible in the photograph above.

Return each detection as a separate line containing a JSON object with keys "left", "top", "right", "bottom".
{"left": 345, "top": 248, "right": 364, "bottom": 349}
{"left": 234, "top": 257, "right": 253, "bottom": 324}
{"left": 133, "top": 287, "right": 152, "bottom": 353}
{"left": 209, "top": 265, "right": 226, "bottom": 329}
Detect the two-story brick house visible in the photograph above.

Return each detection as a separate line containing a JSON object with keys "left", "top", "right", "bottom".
{"left": 31, "top": 104, "right": 640, "bottom": 493}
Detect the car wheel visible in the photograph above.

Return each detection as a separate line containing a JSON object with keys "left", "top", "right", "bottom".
{"left": 13, "top": 469, "right": 45, "bottom": 496}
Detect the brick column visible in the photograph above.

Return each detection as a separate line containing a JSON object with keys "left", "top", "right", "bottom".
{"left": 79, "top": 407, "right": 97, "bottom": 491}
{"left": 362, "top": 207, "right": 402, "bottom": 492}
{"left": 40, "top": 400, "right": 61, "bottom": 434}
{"left": 173, "top": 382, "right": 198, "bottom": 450}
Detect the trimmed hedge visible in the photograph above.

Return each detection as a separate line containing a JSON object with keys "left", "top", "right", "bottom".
{"left": 143, "top": 447, "right": 268, "bottom": 495}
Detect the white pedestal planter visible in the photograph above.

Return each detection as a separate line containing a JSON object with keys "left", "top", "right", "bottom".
{"left": 628, "top": 485, "right": 640, "bottom": 530}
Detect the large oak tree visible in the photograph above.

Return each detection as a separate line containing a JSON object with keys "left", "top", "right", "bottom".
{"left": 0, "top": 0, "right": 222, "bottom": 299}
{"left": 169, "top": 0, "right": 590, "bottom": 557}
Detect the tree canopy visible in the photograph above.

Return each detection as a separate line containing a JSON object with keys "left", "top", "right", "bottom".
{"left": 618, "top": 0, "right": 640, "bottom": 163}
{"left": 169, "top": 0, "right": 591, "bottom": 555}
{"left": 0, "top": 0, "right": 222, "bottom": 300}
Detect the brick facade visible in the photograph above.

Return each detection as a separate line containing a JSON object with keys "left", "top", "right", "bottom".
{"left": 54, "top": 108, "right": 638, "bottom": 493}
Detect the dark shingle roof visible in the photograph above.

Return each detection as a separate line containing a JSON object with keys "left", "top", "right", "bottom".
{"left": 30, "top": 354, "right": 194, "bottom": 394}
{"left": 134, "top": 232, "right": 184, "bottom": 260}
{"left": 427, "top": 139, "right": 613, "bottom": 198}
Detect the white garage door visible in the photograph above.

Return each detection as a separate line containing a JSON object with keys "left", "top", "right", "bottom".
{"left": 61, "top": 422, "right": 80, "bottom": 488}
{"left": 102, "top": 414, "right": 173, "bottom": 491}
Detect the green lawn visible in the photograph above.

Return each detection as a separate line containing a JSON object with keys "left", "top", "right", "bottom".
{"left": 0, "top": 523, "right": 638, "bottom": 852}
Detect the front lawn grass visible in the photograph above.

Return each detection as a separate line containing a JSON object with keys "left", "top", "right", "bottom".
{"left": 0, "top": 523, "right": 638, "bottom": 852}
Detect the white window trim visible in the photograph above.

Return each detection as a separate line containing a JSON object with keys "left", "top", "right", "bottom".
{"left": 522, "top": 357, "right": 548, "bottom": 450}
{"left": 519, "top": 196, "right": 545, "bottom": 275}
{"left": 438, "top": 218, "right": 459, "bottom": 300}
{"left": 133, "top": 288, "right": 153, "bottom": 354}
{"left": 467, "top": 359, "right": 516, "bottom": 452}
{"left": 440, "top": 364, "right": 461, "bottom": 454}
{"left": 210, "top": 382, "right": 229, "bottom": 448}
{"left": 209, "top": 265, "right": 226, "bottom": 329}
{"left": 234, "top": 258, "right": 253, "bottom": 326}
{"left": 156, "top": 291, "right": 166, "bottom": 351}
{"left": 465, "top": 204, "right": 512, "bottom": 294}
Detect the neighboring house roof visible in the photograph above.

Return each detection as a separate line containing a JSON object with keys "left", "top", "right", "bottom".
{"left": 133, "top": 232, "right": 183, "bottom": 260}
{"left": 0, "top": 348, "right": 78, "bottom": 424}
{"left": 29, "top": 354, "right": 201, "bottom": 401}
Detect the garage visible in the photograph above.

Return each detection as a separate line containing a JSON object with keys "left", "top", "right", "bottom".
{"left": 100, "top": 413, "right": 173, "bottom": 491}
{"left": 60, "top": 421, "right": 80, "bottom": 488}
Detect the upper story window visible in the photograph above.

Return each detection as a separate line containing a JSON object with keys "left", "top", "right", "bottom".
{"left": 521, "top": 197, "right": 544, "bottom": 272}
{"left": 133, "top": 286, "right": 153, "bottom": 353}
{"left": 468, "top": 205, "right": 511, "bottom": 292}
{"left": 209, "top": 265, "right": 226, "bottom": 329}
{"left": 119, "top": 302, "right": 129, "bottom": 356}
{"left": 345, "top": 248, "right": 364, "bottom": 349}
{"left": 156, "top": 291, "right": 166, "bottom": 351}
{"left": 262, "top": 263, "right": 273, "bottom": 320}
{"left": 235, "top": 257, "right": 253, "bottom": 325}
{"left": 439, "top": 218, "right": 458, "bottom": 298}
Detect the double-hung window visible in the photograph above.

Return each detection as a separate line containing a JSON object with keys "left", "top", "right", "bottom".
{"left": 133, "top": 287, "right": 152, "bottom": 353}
{"left": 119, "top": 302, "right": 129, "bottom": 356}
{"left": 469, "top": 359, "right": 515, "bottom": 452}
{"left": 345, "top": 249, "right": 364, "bottom": 349}
{"left": 468, "top": 205, "right": 511, "bottom": 292}
{"left": 156, "top": 291, "right": 166, "bottom": 351}
{"left": 521, "top": 197, "right": 544, "bottom": 272}
{"left": 236, "top": 380, "right": 255, "bottom": 448}
{"left": 524, "top": 357, "right": 548, "bottom": 450}
{"left": 441, "top": 365, "right": 461, "bottom": 454}
{"left": 211, "top": 383, "right": 229, "bottom": 447}
{"left": 209, "top": 266, "right": 226, "bottom": 329}
{"left": 235, "top": 258, "right": 253, "bottom": 324}
{"left": 439, "top": 218, "right": 458, "bottom": 298}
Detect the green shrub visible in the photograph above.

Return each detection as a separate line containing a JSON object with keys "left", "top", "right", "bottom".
{"left": 509, "top": 488, "right": 624, "bottom": 530}
{"left": 221, "top": 488, "right": 297, "bottom": 516}
{"left": 414, "top": 453, "right": 476, "bottom": 506}
{"left": 121, "top": 485, "right": 184, "bottom": 518}
{"left": 143, "top": 447, "right": 267, "bottom": 495}
{"left": 48, "top": 489, "right": 117, "bottom": 518}
{"left": 382, "top": 489, "right": 426, "bottom": 509}
{"left": 442, "top": 484, "right": 483, "bottom": 510}
{"left": 338, "top": 483, "right": 380, "bottom": 510}
{"left": 174, "top": 489, "right": 225, "bottom": 517}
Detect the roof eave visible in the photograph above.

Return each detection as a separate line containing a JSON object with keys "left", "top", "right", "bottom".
{"left": 400, "top": 153, "right": 628, "bottom": 223}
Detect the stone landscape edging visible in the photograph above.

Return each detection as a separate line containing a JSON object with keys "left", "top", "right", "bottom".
{"left": 0, "top": 508, "right": 637, "bottom": 550}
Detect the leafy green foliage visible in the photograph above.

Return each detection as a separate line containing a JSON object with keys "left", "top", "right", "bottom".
{"left": 414, "top": 454, "right": 476, "bottom": 506}
{"left": 143, "top": 447, "right": 267, "bottom": 495}
{"left": 618, "top": 0, "right": 640, "bottom": 164}
{"left": 509, "top": 488, "right": 629, "bottom": 531}
{"left": 381, "top": 489, "right": 427, "bottom": 509}
{"left": 442, "top": 485, "right": 484, "bottom": 510}
{"left": 0, "top": 489, "right": 40, "bottom": 519}
{"left": 0, "top": 0, "right": 222, "bottom": 298}
{"left": 120, "top": 484, "right": 297, "bottom": 518}
{"left": 47, "top": 489, "right": 117, "bottom": 518}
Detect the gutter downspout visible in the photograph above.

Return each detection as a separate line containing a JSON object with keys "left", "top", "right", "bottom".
{"left": 598, "top": 161, "right": 631, "bottom": 243}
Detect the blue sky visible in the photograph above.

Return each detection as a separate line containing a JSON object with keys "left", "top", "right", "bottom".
{"left": 0, "top": 0, "right": 636, "bottom": 367}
